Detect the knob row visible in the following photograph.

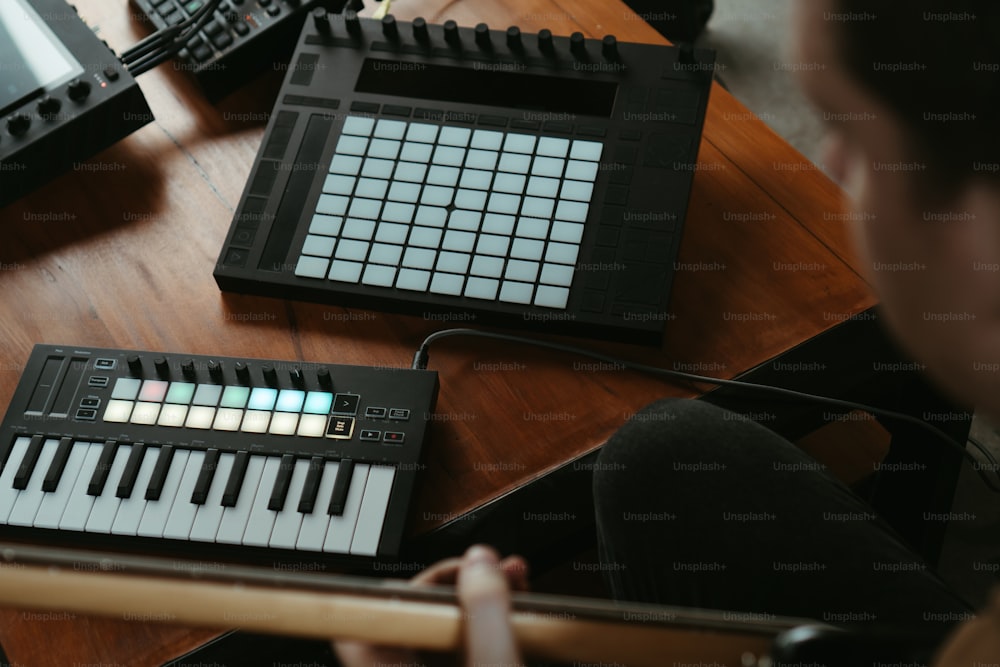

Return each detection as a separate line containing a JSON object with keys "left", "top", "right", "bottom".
{"left": 312, "top": 11, "right": 621, "bottom": 60}
{"left": 4, "top": 80, "right": 91, "bottom": 140}
{"left": 125, "top": 355, "right": 332, "bottom": 388}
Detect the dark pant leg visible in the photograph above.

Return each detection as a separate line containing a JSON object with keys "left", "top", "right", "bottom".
{"left": 593, "top": 398, "right": 972, "bottom": 640}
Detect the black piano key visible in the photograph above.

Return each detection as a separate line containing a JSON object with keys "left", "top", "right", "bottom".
{"left": 0, "top": 436, "right": 18, "bottom": 473}
{"left": 42, "top": 437, "right": 74, "bottom": 492}
{"left": 221, "top": 450, "right": 250, "bottom": 507}
{"left": 13, "top": 434, "right": 45, "bottom": 490}
{"left": 88, "top": 440, "right": 119, "bottom": 496}
{"left": 191, "top": 448, "right": 220, "bottom": 504}
{"left": 297, "top": 456, "right": 325, "bottom": 514}
{"left": 145, "top": 445, "right": 176, "bottom": 501}
{"left": 116, "top": 444, "right": 148, "bottom": 498}
{"left": 327, "top": 458, "right": 354, "bottom": 516}
{"left": 268, "top": 454, "right": 296, "bottom": 511}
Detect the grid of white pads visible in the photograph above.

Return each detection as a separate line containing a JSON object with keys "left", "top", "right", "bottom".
{"left": 293, "top": 115, "right": 605, "bottom": 310}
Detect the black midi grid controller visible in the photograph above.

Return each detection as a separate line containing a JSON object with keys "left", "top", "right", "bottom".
{"left": 0, "top": 345, "right": 438, "bottom": 568}
{"left": 214, "top": 15, "right": 716, "bottom": 344}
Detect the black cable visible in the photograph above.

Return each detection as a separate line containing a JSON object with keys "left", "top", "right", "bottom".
{"left": 413, "top": 327, "right": 1000, "bottom": 493}
{"left": 122, "top": 0, "right": 225, "bottom": 76}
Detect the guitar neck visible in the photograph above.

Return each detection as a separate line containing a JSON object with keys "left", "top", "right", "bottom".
{"left": 0, "top": 542, "right": 808, "bottom": 666}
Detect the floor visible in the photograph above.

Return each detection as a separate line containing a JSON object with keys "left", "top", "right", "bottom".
{"left": 686, "top": 0, "right": 1000, "bottom": 609}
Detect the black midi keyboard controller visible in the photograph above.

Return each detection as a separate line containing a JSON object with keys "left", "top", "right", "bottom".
{"left": 214, "top": 14, "right": 716, "bottom": 344}
{"left": 0, "top": 344, "right": 438, "bottom": 568}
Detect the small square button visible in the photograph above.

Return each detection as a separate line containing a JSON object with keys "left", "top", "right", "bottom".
{"left": 304, "top": 392, "right": 334, "bottom": 414}
{"left": 185, "top": 406, "right": 216, "bottom": 429}
{"left": 157, "top": 404, "right": 188, "bottom": 427}
{"left": 192, "top": 384, "right": 223, "bottom": 406}
{"left": 165, "top": 382, "right": 196, "bottom": 404}
{"left": 365, "top": 406, "right": 388, "bottom": 418}
{"left": 138, "top": 380, "right": 169, "bottom": 403}
{"left": 383, "top": 431, "right": 406, "bottom": 444}
{"left": 130, "top": 401, "right": 161, "bottom": 425}
{"left": 297, "top": 414, "right": 327, "bottom": 437}
{"left": 470, "top": 129, "right": 504, "bottom": 150}
{"left": 214, "top": 408, "right": 244, "bottom": 431}
{"left": 103, "top": 400, "right": 134, "bottom": 423}
{"left": 397, "top": 268, "right": 431, "bottom": 291}
{"left": 326, "top": 415, "right": 356, "bottom": 439}
{"left": 269, "top": 412, "right": 299, "bottom": 435}
{"left": 276, "top": 389, "right": 305, "bottom": 412}
{"left": 333, "top": 394, "right": 360, "bottom": 414}
{"left": 219, "top": 386, "right": 249, "bottom": 409}
{"left": 296, "top": 256, "right": 329, "bottom": 279}
{"left": 248, "top": 387, "right": 278, "bottom": 411}
{"left": 343, "top": 116, "right": 375, "bottom": 136}
{"left": 360, "top": 429, "right": 381, "bottom": 442}
{"left": 240, "top": 410, "right": 270, "bottom": 433}
{"left": 111, "top": 378, "right": 141, "bottom": 401}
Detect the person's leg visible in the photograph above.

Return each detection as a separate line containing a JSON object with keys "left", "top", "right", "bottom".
{"left": 593, "top": 398, "right": 972, "bottom": 640}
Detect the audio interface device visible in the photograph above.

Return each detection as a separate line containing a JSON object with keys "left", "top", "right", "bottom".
{"left": 0, "top": 0, "right": 152, "bottom": 209}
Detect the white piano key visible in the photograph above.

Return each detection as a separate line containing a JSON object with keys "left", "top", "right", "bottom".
{"left": 34, "top": 441, "right": 93, "bottom": 529}
{"left": 85, "top": 445, "right": 132, "bottom": 533}
{"left": 111, "top": 448, "right": 160, "bottom": 535}
{"left": 7, "top": 438, "right": 60, "bottom": 526}
{"left": 57, "top": 444, "right": 105, "bottom": 531}
{"left": 0, "top": 437, "right": 32, "bottom": 523}
{"left": 296, "top": 461, "right": 340, "bottom": 552}
{"left": 137, "top": 449, "right": 190, "bottom": 538}
{"left": 350, "top": 465, "right": 395, "bottom": 557}
{"left": 242, "top": 457, "right": 282, "bottom": 547}
{"left": 163, "top": 450, "right": 206, "bottom": 541}
{"left": 268, "top": 458, "right": 310, "bottom": 550}
{"left": 324, "top": 463, "right": 370, "bottom": 555}
{"left": 190, "top": 452, "right": 236, "bottom": 542}
{"left": 216, "top": 455, "right": 266, "bottom": 544}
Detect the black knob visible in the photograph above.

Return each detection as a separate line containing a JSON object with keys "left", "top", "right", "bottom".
{"left": 262, "top": 364, "right": 278, "bottom": 385}
{"left": 443, "top": 20, "right": 460, "bottom": 47}
{"left": 181, "top": 359, "right": 196, "bottom": 379}
{"left": 506, "top": 26, "right": 522, "bottom": 51}
{"left": 344, "top": 10, "right": 361, "bottom": 35}
{"left": 225, "top": 9, "right": 239, "bottom": 23}
{"left": 154, "top": 357, "right": 170, "bottom": 378}
{"left": 346, "top": 0, "right": 364, "bottom": 10}
{"left": 37, "top": 96, "right": 61, "bottom": 120}
{"left": 67, "top": 79, "right": 91, "bottom": 102}
{"left": 382, "top": 15, "right": 399, "bottom": 40}
{"left": 474, "top": 23, "right": 491, "bottom": 49}
{"left": 290, "top": 366, "right": 305, "bottom": 386}
{"left": 208, "top": 360, "right": 223, "bottom": 381}
{"left": 602, "top": 34, "right": 618, "bottom": 60}
{"left": 570, "top": 31, "right": 586, "bottom": 58}
{"left": 412, "top": 17, "right": 429, "bottom": 43}
{"left": 127, "top": 355, "right": 143, "bottom": 376}
{"left": 312, "top": 7, "right": 329, "bottom": 32}
{"left": 235, "top": 361, "right": 250, "bottom": 384}
{"left": 317, "top": 366, "right": 332, "bottom": 388}
{"left": 538, "top": 29, "right": 554, "bottom": 54}
{"left": 6, "top": 113, "right": 30, "bottom": 137}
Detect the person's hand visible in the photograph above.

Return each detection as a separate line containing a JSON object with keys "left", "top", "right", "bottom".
{"left": 335, "top": 544, "right": 528, "bottom": 667}
{"left": 933, "top": 591, "right": 1000, "bottom": 666}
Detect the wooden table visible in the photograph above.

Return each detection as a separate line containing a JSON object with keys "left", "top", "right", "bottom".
{"left": 0, "top": 0, "right": 882, "bottom": 664}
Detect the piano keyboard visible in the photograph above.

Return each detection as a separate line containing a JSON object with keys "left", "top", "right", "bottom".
{"left": 0, "top": 345, "right": 438, "bottom": 567}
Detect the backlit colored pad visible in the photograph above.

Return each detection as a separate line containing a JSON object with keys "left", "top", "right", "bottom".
{"left": 293, "top": 116, "right": 604, "bottom": 310}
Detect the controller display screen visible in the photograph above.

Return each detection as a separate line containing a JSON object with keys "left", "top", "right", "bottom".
{"left": 0, "top": 0, "right": 84, "bottom": 113}
{"left": 355, "top": 58, "right": 618, "bottom": 118}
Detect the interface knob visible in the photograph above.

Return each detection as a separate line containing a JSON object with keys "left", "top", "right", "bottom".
{"left": 37, "top": 96, "right": 62, "bottom": 120}
{"left": 344, "top": 10, "right": 361, "bottom": 36}
{"left": 235, "top": 361, "right": 250, "bottom": 384}
{"left": 262, "top": 364, "right": 278, "bottom": 385}
{"left": 570, "top": 31, "right": 586, "bottom": 58}
{"left": 290, "top": 366, "right": 305, "bottom": 386}
{"left": 67, "top": 79, "right": 91, "bottom": 102}
{"left": 154, "top": 357, "right": 170, "bottom": 378}
{"left": 382, "top": 15, "right": 399, "bottom": 41}
{"left": 127, "top": 355, "right": 143, "bottom": 376}
{"left": 6, "top": 113, "right": 30, "bottom": 137}
{"left": 443, "top": 20, "right": 460, "bottom": 47}
{"left": 506, "top": 26, "right": 522, "bottom": 51}
{"left": 312, "top": 8, "right": 330, "bottom": 33}
{"left": 474, "top": 23, "right": 491, "bottom": 49}
{"left": 208, "top": 360, "right": 223, "bottom": 381}
{"left": 602, "top": 34, "right": 619, "bottom": 60}
{"left": 317, "top": 366, "right": 332, "bottom": 388}
{"left": 538, "top": 29, "right": 554, "bottom": 54}
{"left": 181, "top": 359, "right": 196, "bottom": 379}
{"left": 412, "top": 16, "right": 429, "bottom": 43}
